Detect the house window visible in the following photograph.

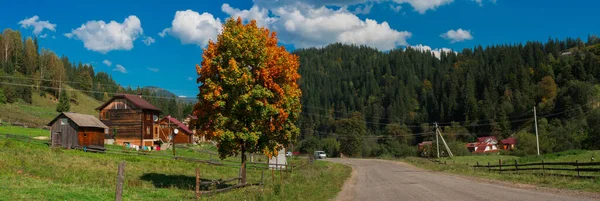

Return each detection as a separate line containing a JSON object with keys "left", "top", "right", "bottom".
{"left": 60, "top": 118, "right": 68, "bottom": 126}
{"left": 100, "top": 111, "right": 109, "bottom": 120}
{"left": 146, "top": 126, "right": 151, "bottom": 135}
{"left": 146, "top": 114, "right": 150, "bottom": 121}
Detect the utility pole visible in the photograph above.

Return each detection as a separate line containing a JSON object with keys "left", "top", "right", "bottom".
{"left": 435, "top": 122, "right": 440, "bottom": 158}
{"left": 437, "top": 127, "right": 453, "bottom": 157}
{"left": 534, "top": 106, "right": 540, "bottom": 155}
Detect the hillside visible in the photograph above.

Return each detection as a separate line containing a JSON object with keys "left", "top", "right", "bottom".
{"left": 295, "top": 37, "right": 600, "bottom": 157}
{"left": 0, "top": 84, "right": 102, "bottom": 127}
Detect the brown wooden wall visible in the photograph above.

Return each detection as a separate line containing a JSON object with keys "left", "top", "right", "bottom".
{"left": 157, "top": 122, "right": 192, "bottom": 144}
{"left": 77, "top": 127, "right": 105, "bottom": 147}
{"left": 50, "top": 117, "right": 79, "bottom": 149}
{"left": 99, "top": 98, "right": 159, "bottom": 146}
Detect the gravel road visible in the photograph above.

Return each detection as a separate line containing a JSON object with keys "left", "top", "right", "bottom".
{"left": 328, "top": 158, "right": 599, "bottom": 201}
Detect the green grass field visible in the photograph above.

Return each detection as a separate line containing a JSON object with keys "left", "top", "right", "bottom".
{"left": 0, "top": 85, "right": 102, "bottom": 127}
{"left": 0, "top": 136, "right": 350, "bottom": 200}
{"left": 403, "top": 150, "right": 600, "bottom": 192}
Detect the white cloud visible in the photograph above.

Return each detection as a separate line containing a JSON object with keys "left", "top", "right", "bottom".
{"left": 224, "top": 3, "right": 411, "bottom": 51}
{"left": 39, "top": 34, "right": 47, "bottom": 38}
{"left": 472, "top": 0, "right": 497, "bottom": 6}
{"left": 103, "top": 60, "right": 112, "bottom": 67}
{"left": 408, "top": 44, "right": 455, "bottom": 59}
{"left": 18, "top": 16, "right": 57, "bottom": 35}
{"left": 147, "top": 67, "right": 159, "bottom": 72}
{"left": 178, "top": 95, "right": 187, "bottom": 98}
{"left": 143, "top": 36, "right": 155, "bottom": 45}
{"left": 392, "top": 0, "right": 453, "bottom": 14}
{"left": 390, "top": 4, "right": 402, "bottom": 12}
{"left": 222, "top": 4, "right": 274, "bottom": 28}
{"left": 187, "top": 77, "right": 193, "bottom": 81}
{"left": 160, "top": 10, "right": 222, "bottom": 47}
{"left": 113, "top": 64, "right": 127, "bottom": 73}
{"left": 254, "top": 0, "right": 453, "bottom": 14}
{"left": 351, "top": 3, "right": 373, "bottom": 15}
{"left": 440, "top": 28, "right": 473, "bottom": 43}
{"left": 65, "top": 16, "right": 143, "bottom": 53}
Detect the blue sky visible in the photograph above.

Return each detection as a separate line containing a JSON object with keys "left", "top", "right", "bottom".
{"left": 2, "top": 0, "right": 599, "bottom": 98}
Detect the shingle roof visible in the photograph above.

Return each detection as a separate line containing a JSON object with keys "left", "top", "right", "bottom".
{"left": 48, "top": 112, "right": 108, "bottom": 129}
{"left": 501, "top": 137, "right": 517, "bottom": 145}
{"left": 161, "top": 116, "right": 193, "bottom": 135}
{"left": 96, "top": 94, "right": 161, "bottom": 112}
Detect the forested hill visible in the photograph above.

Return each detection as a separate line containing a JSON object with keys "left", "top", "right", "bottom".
{"left": 295, "top": 37, "right": 600, "bottom": 154}
{"left": 0, "top": 28, "right": 193, "bottom": 120}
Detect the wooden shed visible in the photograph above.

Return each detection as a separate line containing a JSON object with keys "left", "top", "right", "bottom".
{"left": 47, "top": 112, "right": 109, "bottom": 150}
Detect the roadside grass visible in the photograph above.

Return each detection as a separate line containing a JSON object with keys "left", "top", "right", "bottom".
{"left": 0, "top": 138, "right": 350, "bottom": 200}
{"left": 403, "top": 150, "right": 600, "bottom": 193}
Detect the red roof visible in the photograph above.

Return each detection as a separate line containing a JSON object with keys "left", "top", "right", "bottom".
{"left": 96, "top": 94, "right": 161, "bottom": 112}
{"left": 418, "top": 141, "right": 433, "bottom": 146}
{"left": 477, "top": 136, "right": 497, "bottom": 142}
{"left": 501, "top": 137, "right": 517, "bottom": 145}
{"left": 161, "top": 116, "right": 193, "bottom": 135}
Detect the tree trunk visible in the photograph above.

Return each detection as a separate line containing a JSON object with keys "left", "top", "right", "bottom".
{"left": 241, "top": 144, "right": 247, "bottom": 184}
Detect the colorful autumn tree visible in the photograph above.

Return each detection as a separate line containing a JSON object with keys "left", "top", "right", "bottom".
{"left": 193, "top": 17, "right": 302, "bottom": 184}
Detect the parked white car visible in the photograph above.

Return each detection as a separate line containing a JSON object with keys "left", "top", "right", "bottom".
{"left": 314, "top": 151, "right": 327, "bottom": 159}
{"left": 286, "top": 151, "right": 292, "bottom": 157}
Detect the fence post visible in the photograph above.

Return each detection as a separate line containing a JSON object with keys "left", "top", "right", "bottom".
{"left": 196, "top": 167, "right": 200, "bottom": 200}
{"left": 576, "top": 160, "right": 580, "bottom": 177}
{"left": 115, "top": 161, "right": 126, "bottom": 201}
{"left": 475, "top": 161, "right": 479, "bottom": 171}
{"left": 261, "top": 169, "right": 265, "bottom": 186}
{"left": 499, "top": 160, "right": 502, "bottom": 173}
{"left": 542, "top": 160, "right": 545, "bottom": 175}
{"left": 514, "top": 160, "right": 518, "bottom": 173}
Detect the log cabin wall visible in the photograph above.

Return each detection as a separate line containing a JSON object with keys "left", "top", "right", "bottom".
{"left": 78, "top": 127, "right": 105, "bottom": 147}
{"left": 99, "top": 99, "right": 144, "bottom": 145}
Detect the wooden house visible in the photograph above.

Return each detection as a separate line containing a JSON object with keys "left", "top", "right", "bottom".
{"left": 158, "top": 116, "right": 194, "bottom": 144}
{"left": 500, "top": 137, "right": 517, "bottom": 150}
{"left": 465, "top": 136, "right": 499, "bottom": 154}
{"left": 96, "top": 94, "right": 161, "bottom": 147}
{"left": 47, "top": 112, "right": 108, "bottom": 150}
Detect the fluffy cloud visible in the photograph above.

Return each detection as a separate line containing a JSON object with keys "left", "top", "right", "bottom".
{"left": 103, "top": 60, "right": 112, "bottom": 67}
{"left": 65, "top": 16, "right": 143, "bottom": 53}
{"left": 408, "top": 44, "right": 455, "bottom": 59}
{"left": 254, "top": 0, "right": 453, "bottom": 14}
{"left": 187, "top": 77, "right": 193, "bottom": 81}
{"left": 222, "top": 4, "right": 274, "bottom": 28}
{"left": 392, "top": 0, "right": 453, "bottom": 14}
{"left": 143, "top": 36, "right": 155, "bottom": 46}
{"left": 224, "top": 3, "right": 411, "bottom": 50}
{"left": 18, "top": 16, "right": 57, "bottom": 35}
{"left": 159, "top": 10, "right": 222, "bottom": 46}
{"left": 113, "top": 64, "right": 127, "bottom": 73}
{"left": 147, "top": 67, "right": 159, "bottom": 72}
{"left": 39, "top": 34, "right": 48, "bottom": 38}
{"left": 351, "top": 4, "right": 373, "bottom": 15}
{"left": 440, "top": 28, "right": 473, "bottom": 43}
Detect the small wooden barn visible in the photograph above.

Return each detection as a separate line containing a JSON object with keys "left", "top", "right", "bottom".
{"left": 48, "top": 112, "right": 108, "bottom": 151}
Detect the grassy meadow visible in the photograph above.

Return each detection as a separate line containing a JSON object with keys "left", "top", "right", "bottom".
{"left": 0, "top": 85, "right": 102, "bottom": 127}
{"left": 0, "top": 133, "right": 350, "bottom": 200}
{"left": 403, "top": 150, "right": 600, "bottom": 192}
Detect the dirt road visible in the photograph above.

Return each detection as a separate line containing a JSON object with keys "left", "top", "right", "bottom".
{"left": 329, "top": 158, "right": 599, "bottom": 201}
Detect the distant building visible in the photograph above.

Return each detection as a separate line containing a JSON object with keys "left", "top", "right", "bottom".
{"left": 96, "top": 94, "right": 161, "bottom": 147}
{"left": 47, "top": 112, "right": 108, "bottom": 151}
{"left": 158, "top": 116, "right": 194, "bottom": 144}
{"left": 500, "top": 137, "right": 517, "bottom": 150}
{"left": 466, "top": 136, "right": 499, "bottom": 154}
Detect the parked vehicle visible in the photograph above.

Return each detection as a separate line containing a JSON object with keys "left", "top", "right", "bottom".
{"left": 286, "top": 151, "right": 292, "bottom": 157}
{"left": 314, "top": 151, "right": 327, "bottom": 159}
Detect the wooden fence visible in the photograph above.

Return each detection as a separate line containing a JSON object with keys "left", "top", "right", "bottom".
{"left": 472, "top": 160, "right": 600, "bottom": 177}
